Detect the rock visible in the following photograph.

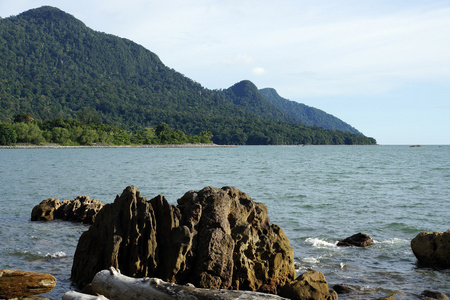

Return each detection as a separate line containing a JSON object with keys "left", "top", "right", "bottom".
{"left": 337, "top": 232, "right": 374, "bottom": 247}
{"left": 54, "top": 196, "right": 103, "bottom": 224}
{"left": 421, "top": 290, "right": 448, "bottom": 299}
{"left": 71, "top": 186, "right": 296, "bottom": 295}
{"left": 0, "top": 269, "right": 56, "bottom": 299}
{"left": 31, "top": 196, "right": 103, "bottom": 224}
{"left": 411, "top": 230, "right": 450, "bottom": 268}
{"left": 31, "top": 198, "right": 60, "bottom": 221}
{"left": 279, "top": 270, "right": 337, "bottom": 300}
{"left": 333, "top": 283, "right": 354, "bottom": 294}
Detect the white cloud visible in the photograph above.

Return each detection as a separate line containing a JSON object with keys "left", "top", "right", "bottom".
{"left": 252, "top": 67, "right": 267, "bottom": 76}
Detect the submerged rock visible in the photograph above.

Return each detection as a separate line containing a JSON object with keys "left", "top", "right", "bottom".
{"left": 411, "top": 230, "right": 450, "bottom": 268}
{"left": 71, "top": 186, "right": 297, "bottom": 295}
{"left": 31, "top": 196, "right": 103, "bottom": 224}
{"left": 337, "top": 232, "right": 374, "bottom": 247}
{"left": 421, "top": 290, "right": 448, "bottom": 299}
{"left": 0, "top": 269, "right": 56, "bottom": 299}
{"left": 333, "top": 283, "right": 355, "bottom": 294}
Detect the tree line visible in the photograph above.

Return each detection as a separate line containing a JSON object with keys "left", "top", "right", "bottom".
{"left": 0, "top": 112, "right": 213, "bottom": 146}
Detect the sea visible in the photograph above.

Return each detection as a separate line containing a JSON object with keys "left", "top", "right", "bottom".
{"left": 0, "top": 145, "right": 449, "bottom": 299}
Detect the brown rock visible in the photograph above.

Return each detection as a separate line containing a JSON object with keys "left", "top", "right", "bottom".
{"left": 31, "top": 196, "right": 103, "bottom": 224}
{"left": 71, "top": 186, "right": 296, "bottom": 295}
{"left": 337, "top": 232, "right": 374, "bottom": 247}
{"left": 54, "top": 196, "right": 103, "bottom": 224}
{"left": 31, "top": 198, "right": 60, "bottom": 221}
{"left": 279, "top": 270, "right": 337, "bottom": 300}
{"left": 0, "top": 270, "right": 56, "bottom": 299}
{"left": 411, "top": 230, "right": 450, "bottom": 268}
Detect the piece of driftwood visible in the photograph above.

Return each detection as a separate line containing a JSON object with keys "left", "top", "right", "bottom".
{"left": 0, "top": 269, "right": 56, "bottom": 299}
{"left": 89, "top": 267, "right": 288, "bottom": 300}
{"left": 62, "top": 291, "right": 108, "bottom": 300}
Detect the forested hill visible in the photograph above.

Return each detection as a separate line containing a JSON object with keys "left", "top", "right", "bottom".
{"left": 0, "top": 6, "right": 376, "bottom": 145}
{"left": 259, "top": 88, "right": 362, "bottom": 134}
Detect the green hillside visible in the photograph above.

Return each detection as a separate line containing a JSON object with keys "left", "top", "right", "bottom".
{"left": 0, "top": 6, "right": 376, "bottom": 145}
{"left": 259, "top": 88, "right": 362, "bottom": 134}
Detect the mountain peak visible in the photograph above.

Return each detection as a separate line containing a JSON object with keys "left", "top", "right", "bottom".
{"left": 228, "top": 80, "right": 259, "bottom": 97}
{"left": 16, "top": 6, "right": 85, "bottom": 28}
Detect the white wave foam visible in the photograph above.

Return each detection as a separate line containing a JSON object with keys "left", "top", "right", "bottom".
{"left": 45, "top": 251, "right": 66, "bottom": 258}
{"left": 301, "top": 256, "right": 321, "bottom": 264}
{"left": 305, "top": 237, "right": 337, "bottom": 248}
{"left": 374, "top": 238, "right": 408, "bottom": 245}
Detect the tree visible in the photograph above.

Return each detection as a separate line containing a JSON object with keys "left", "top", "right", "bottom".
{"left": 0, "top": 122, "right": 17, "bottom": 145}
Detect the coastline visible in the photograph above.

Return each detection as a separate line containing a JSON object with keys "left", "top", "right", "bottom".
{"left": 0, "top": 143, "right": 236, "bottom": 149}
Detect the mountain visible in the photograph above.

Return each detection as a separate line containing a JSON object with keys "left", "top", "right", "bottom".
{"left": 221, "top": 80, "right": 297, "bottom": 123}
{"left": 259, "top": 88, "right": 361, "bottom": 134}
{"left": 0, "top": 6, "right": 376, "bottom": 145}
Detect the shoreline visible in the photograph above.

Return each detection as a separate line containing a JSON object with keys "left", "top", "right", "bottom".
{"left": 0, "top": 143, "right": 236, "bottom": 149}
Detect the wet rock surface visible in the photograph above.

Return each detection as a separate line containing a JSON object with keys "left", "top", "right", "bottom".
{"left": 337, "top": 232, "right": 374, "bottom": 247}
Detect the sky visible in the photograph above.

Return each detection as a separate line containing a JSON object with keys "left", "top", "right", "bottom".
{"left": 1, "top": 0, "right": 449, "bottom": 144}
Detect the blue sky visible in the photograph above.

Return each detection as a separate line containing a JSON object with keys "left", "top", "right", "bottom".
{"left": 1, "top": 0, "right": 449, "bottom": 144}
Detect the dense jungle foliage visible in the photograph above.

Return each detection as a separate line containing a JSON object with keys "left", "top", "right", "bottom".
{"left": 0, "top": 112, "right": 213, "bottom": 146}
{"left": 0, "top": 6, "right": 376, "bottom": 145}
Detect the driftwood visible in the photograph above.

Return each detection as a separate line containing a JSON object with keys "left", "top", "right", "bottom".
{"left": 67, "top": 267, "right": 287, "bottom": 300}
{"left": 0, "top": 269, "right": 56, "bottom": 299}
{"left": 62, "top": 291, "right": 108, "bottom": 300}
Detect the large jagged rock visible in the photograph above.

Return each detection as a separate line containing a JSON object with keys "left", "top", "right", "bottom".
{"left": 71, "top": 186, "right": 296, "bottom": 295}
{"left": 31, "top": 196, "right": 103, "bottom": 224}
{"left": 411, "top": 230, "right": 450, "bottom": 268}
{"left": 0, "top": 269, "right": 56, "bottom": 299}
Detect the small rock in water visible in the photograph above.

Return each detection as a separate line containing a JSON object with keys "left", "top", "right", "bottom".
{"left": 31, "top": 196, "right": 103, "bottom": 224}
{"left": 337, "top": 232, "right": 374, "bottom": 247}
{"left": 333, "top": 283, "right": 354, "bottom": 294}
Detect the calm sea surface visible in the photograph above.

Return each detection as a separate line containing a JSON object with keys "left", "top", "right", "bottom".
{"left": 0, "top": 145, "right": 449, "bottom": 299}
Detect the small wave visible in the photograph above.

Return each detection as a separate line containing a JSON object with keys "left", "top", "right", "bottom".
{"left": 375, "top": 238, "right": 409, "bottom": 245}
{"left": 45, "top": 251, "right": 67, "bottom": 258}
{"left": 301, "top": 256, "right": 321, "bottom": 264}
{"left": 305, "top": 237, "right": 337, "bottom": 248}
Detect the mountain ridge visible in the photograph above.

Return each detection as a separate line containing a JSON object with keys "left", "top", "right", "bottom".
{"left": 259, "top": 88, "right": 361, "bottom": 134}
{"left": 0, "top": 6, "right": 376, "bottom": 145}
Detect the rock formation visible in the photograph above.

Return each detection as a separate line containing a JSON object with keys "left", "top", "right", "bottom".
{"left": 280, "top": 270, "right": 337, "bottom": 300}
{"left": 337, "top": 232, "right": 374, "bottom": 247}
{"left": 0, "top": 269, "right": 56, "bottom": 299}
{"left": 31, "top": 196, "right": 103, "bottom": 224}
{"left": 411, "top": 230, "right": 450, "bottom": 268}
{"left": 71, "top": 186, "right": 297, "bottom": 295}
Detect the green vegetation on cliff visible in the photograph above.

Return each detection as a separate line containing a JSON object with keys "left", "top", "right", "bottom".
{"left": 0, "top": 6, "right": 376, "bottom": 145}
{"left": 259, "top": 88, "right": 362, "bottom": 134}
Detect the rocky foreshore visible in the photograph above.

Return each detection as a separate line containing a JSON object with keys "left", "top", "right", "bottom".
{"left": 5, "top": 187, "right": 448, "bottom": 299}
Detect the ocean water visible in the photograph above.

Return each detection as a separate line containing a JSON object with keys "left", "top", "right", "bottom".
{"left": 0, "top": 145, "right": 449, "bottom": 299}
